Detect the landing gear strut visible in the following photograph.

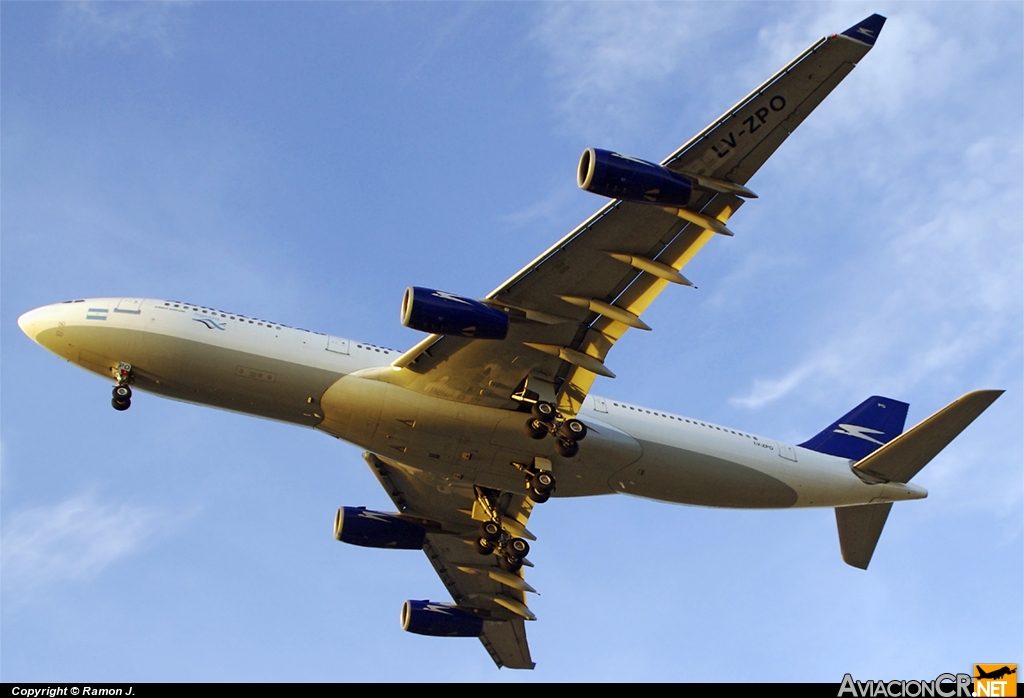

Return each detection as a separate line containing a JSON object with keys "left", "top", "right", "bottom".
{"left": 111, "top": 362, "right": 133, "bottom": 411}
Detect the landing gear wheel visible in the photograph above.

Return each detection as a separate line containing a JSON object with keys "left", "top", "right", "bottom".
{"left": 479, "top": 521, "right": 501, "bottom": 542}
{"left": 506, "top": 537, "right": 530, "bottom": 559}
{"left": 524, "top": 418, "right": 549, "bottom": 440}
{"left": 557, "top": 419, "right": 587, "bottom": 441}
{"left": 528, "top": 489, "right": 550, "bottom": 504}
{"left": 113, "top": 385, "right": 132, "bottom": 401}
{"left": 527, "top": 471, "right": 555, "bottom": 503}
{"left": 499, "top": 555, "right": 523, "bottom": 574}
{"left": 531, "top": 401, "right": 556, "bottom": 422}
{"left": 111, "top": 397, "right": 131, "bottom": 411}
{"left": 554, "top": 438, "right": 579, "bottom": 458}
{"left": 474, "top": 537, "right": 495, "bottom": 556}
{"left": 533, "top": 471, "right": 555, "bottom": 494}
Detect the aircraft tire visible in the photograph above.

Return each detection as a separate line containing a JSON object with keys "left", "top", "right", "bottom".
{"left": 524, "top": 419, "right": 548, "bottom": 439}
{"left": 554, "top": 438, "right": 579, "bottom": 458}
{"left": 531, "top": 401, "right": 556, "bottom": 422}
{"left": 557, "top": 419, "right": 587, "bottom": 441}
{"left": 527, "top": 489, "right": 550, "bottom": 504}
{"left": 532, "top": 471, "right": 555, "bottom": 494}
{"left": 499, "top": 555, "right": 523, "bottom": 574}
{"left": 479, "top": 521, "right": 501, "bottom": 542}
{"left": 474, "top": 537, "right": 495, "bottom": 556}
{"left": 113, "top": 385, "right": 132, "bottom": 401}
{"left": 527, "top": 474, "right": 553, "bottom": 503}
{"left": 506, "top": 537, "right": 530, "bottom": 559}
{"left": 111, "top": 397, "right": 131, "bottom": 411}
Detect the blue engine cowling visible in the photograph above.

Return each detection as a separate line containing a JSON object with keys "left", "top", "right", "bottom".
{"left": 333, "top": 507, "right": 426, "bottom": 550}
{"left": 400, "top": 600, "right": 484, "bottom": 637}
{"left": 577, "top": 147, "right": 693, "bottom": 207}
{"left": 400, "top": 287, "right": 509, "bottom": 340}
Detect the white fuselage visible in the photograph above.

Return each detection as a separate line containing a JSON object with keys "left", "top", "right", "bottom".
{"left": 18, "top": 298, "right": 926, "bottom": 508}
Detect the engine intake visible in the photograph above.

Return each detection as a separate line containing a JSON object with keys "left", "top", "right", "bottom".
{"left": 333, "top": 507, "right": 426, "bottom": 550}
{"left": 400, "top": 287, "right": 509, "bottom": 340}
{"left": 578, "top": 147, "right": 693, "bottom": 208}
{"left": 400, "top": 600, "right": 484, "bottom": 637}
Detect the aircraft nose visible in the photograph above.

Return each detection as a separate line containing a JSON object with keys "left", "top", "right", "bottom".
{"left": 18, "top": 304, "right": 61, "bottom": 344}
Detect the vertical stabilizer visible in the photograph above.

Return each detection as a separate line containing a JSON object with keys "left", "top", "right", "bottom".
{"left": 800, "top": 396, "right": 909, "bottom": 461}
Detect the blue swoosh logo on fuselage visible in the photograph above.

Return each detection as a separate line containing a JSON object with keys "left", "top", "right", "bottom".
{"left": 193, "top": 317, "right": 226, "bottom": 331}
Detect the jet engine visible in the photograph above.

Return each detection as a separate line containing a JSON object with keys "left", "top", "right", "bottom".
{"left": 333, "top": 507, "right": 426, "bottom": 550}
{"left": 577, "top": 147, "right": 693, "bottom": 207}
{"left": 400, "top": 600, "right": 484, "bottom": 637}
{"left": 400, "top": 287, "right": 509, "bottom": 340}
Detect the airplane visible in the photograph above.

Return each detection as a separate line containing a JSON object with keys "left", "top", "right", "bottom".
{"left": 15, "top": 13, "right": 1003, "bottom": 670}
{"left": 975, "top": 666, "right": 1017, "bottom": 681}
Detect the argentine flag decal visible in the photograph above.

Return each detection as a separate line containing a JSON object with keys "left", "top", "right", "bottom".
{"left": 86, "top": 307, "right": 108, "bottom": 321}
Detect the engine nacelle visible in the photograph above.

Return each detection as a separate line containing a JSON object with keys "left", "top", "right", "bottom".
{"left": 577, "top": 147, "right": 693, "bottom": 208}
{"left": 400, "top": 287, "right": 509, "bottom": 340}
{"left": 333, "top": 507, "right": 426, "bottom": 550}
{"left": 400, "top": 600, "right": 484, "bottom": 637}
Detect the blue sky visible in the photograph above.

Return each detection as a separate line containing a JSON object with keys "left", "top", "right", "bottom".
{"left": 2, "top": 2, "right": 1021, "bottom": 682}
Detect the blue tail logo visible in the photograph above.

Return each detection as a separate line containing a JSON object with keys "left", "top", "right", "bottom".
{"left": 799, "top": 396, "right": 908, "bottom": 461}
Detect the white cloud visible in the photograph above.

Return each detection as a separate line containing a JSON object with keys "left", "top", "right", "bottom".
{"left": 730, "top": 358, "right": 830, "bottom": 409}
{"left": 531, "top": 3, "right": 746, "bottom": 141}
{"left": 731, "top": 127, "right": 1022, "bottom": 410}
{"left": 52, "top": 2, "right": 189, "bottom": 57}
{"left": 2, "top": 492, "right": 162, "bottom": 600}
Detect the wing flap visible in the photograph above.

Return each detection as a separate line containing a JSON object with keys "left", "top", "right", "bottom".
{"left": 481, "top": 619, "right": 535, "bottom": 670}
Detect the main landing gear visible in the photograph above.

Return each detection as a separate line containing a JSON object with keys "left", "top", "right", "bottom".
{"left": 111, "top": 362, "right": 133, "bottom": 411}
{"left": 523, "top": 400, "right": 587, "bottom": 459}
{"left": 472, "top": 495, "right": 533, "bottom": 573}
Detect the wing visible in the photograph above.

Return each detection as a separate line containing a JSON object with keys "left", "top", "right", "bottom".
{"left": 362, "top": 452, "right": 538, "bottom": 669}
{"left": 391, "top": 15, "right": 884, "bottom": 416}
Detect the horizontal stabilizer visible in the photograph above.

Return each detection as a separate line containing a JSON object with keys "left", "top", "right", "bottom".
{"left": 854, "top": 390, "right": 1003, "bottom": 483}
{"left": 836, "top": 502, "right": 892, "bottom": 569}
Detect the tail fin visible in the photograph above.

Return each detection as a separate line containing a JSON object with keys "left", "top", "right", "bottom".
{"left": 799, "top": 396, "right": 909, "bottom": 461}
{"left": 841, "top": 14, "right": 887, "bottom": 47}
{"left": 833, "top": 389, "right": 1002, "bottom": 570}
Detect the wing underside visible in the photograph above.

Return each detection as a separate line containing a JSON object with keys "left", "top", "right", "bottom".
{"left": 392, "top": 16, "right": 884, "bottom": 416}
{"left": 363, "top": 452, "right": 537, "bottom": 669}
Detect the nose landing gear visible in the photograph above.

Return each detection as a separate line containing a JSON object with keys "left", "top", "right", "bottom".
{"left": 510, "top": 458, "right": 556, "bottom": 504}
{"left": 111, "top": 362, "right": 133, "bottom": 411}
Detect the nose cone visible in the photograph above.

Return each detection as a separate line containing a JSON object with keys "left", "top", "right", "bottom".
{"left": 18, "top": 304, "right": 61, "bottom": 344}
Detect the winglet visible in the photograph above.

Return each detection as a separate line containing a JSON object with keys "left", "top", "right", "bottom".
{"left": 841, "top": 14, "right": 886, "bottom": 47}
